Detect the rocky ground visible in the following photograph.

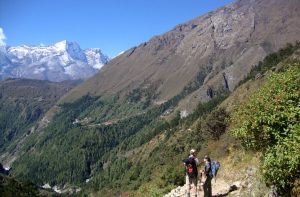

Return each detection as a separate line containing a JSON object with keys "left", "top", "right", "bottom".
{"left": 164, "top": 167, "right": 277, "bottom": 197}
{"left": 164, "top": 177, "right": 235, "bottom": 197}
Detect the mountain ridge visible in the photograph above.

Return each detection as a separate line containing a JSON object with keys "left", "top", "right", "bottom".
{"left": 2, "top": 0, "right": 300, "bottom": 196}
{"left": 0, "top": 40, "right": 110, "bottom": 82}
{"left": 64, "top": 0, "right": 300, "bottom": 105}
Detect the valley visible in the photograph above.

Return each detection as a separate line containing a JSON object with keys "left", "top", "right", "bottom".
{"left": 0, "top": 0, "right": 300, "bottom": 196}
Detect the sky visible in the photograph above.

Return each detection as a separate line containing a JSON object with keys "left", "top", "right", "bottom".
{"left": 0, "top": 0, "right": 233, "bottom": 57}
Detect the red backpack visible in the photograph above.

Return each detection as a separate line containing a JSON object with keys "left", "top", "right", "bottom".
{"left": 185, "top": 157, "right": 197, "bottom": 178}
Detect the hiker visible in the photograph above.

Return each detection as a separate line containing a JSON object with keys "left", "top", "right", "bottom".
{"left": 183, "top": 149, "right": 199, "bottom": 197}
{"left": 203, "top": 155, "right": 212, "bottom": 197}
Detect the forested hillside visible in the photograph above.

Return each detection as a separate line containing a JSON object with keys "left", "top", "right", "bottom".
{"left": 1, "top": 0, "right": 299, "bottom": 196}
{"left": 10, "top": 43, "right": 300, "bottom": 196}
{"left": 0, "top": 79, "right": 79, "bottom": 165}
{"left": 0, "top": 174, "right": 39, "bottom": 197}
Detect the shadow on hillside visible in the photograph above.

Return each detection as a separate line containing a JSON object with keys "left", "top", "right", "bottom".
{"left": 212, "top": 185, "right": 238, "bottom": 197}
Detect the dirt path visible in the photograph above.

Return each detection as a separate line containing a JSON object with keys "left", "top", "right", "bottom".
{"left": 164, "top": 177, "right": 237, "bottom": 197}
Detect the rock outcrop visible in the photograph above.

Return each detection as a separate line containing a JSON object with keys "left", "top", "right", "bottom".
{"left": 65, "top": 0, "right": 300, "bottom": 109}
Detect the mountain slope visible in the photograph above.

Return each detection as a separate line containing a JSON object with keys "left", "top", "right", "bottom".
{"left": 65, "top": 0, "right": 300, "bottom": 104}
{"left": 81, "top": 46, "right": 300, "bottom": 197}
{"left": 0, "top": 40, "right": 109, "bottom": 82}
{"left": 7, "top": 0, "right": 300, "bottom": 196}
{"left": 0, "top": 174, "right": 40, "bottom": 197}
{"left": 0, "top": 78, "right": 80, "bottom": 166}
{"left": 163, "top": 47, "right": 300, "bottom": 197}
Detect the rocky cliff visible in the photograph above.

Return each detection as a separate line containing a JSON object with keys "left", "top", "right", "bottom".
{"left": 65, "top": 0, "right": 300, "bottom": 109}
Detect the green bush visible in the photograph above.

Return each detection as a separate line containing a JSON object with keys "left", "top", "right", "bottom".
{"left": 0, "top": 175, "right": 39, "bottom": 197}
{"left": 200, "top": 108, "right": 229, "bottom": 140}
{"left": 231, "top": 63, "right": 300, "bottom": 195}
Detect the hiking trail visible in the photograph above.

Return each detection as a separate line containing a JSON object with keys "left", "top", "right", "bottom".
{"left": 164, "top": 177, "right": 240, "bottom": 197}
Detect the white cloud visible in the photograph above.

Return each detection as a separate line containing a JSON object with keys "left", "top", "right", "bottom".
{"left": 0, "top": 27, "right": 7, "bottom": 46}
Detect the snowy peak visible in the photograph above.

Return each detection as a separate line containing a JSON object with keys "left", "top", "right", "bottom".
{"left": 53, "top": 40, "right": 71, "bottom": 50}
{"left": 84, "top": 48, "right": 109, "bottom": 69}
{"left": 54, "top": 40, "right": 87, "bottom": 61}
{"left": 0, "top": 41, "right": 110, "bottom": 81}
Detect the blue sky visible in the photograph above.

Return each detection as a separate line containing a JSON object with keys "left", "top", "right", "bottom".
{"left": 0, "top": 0, "right": 233, "bottom": 57}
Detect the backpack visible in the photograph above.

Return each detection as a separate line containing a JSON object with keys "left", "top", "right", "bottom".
{"left": 184, "top": 157, "right": 197, "bottom": 178}
{"left": 210, "top": 160, "right": 220, "bottom": 181}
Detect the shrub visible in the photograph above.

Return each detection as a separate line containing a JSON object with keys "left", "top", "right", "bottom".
{"left": 201, "top": 108, "right": 229, "bottom": 140}
{"left": 231, "top": 63, "right": 300, "bottom": 195}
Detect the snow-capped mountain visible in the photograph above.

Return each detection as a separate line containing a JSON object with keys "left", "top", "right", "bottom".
{"left": 0, "top": 40, "right": 109, "bottom": 81}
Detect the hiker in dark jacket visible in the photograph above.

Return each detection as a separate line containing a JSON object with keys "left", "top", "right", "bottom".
{"left": 203, "top": 155, "right": 212, "bottom": 197}
{"left": 183, "top": 149, "right": 199, "bottom": 197}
